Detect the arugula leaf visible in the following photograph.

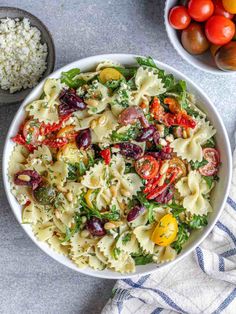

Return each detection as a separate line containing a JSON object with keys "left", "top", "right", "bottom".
{"left": 111, "top": 125, "right": 139, "bottom": 142}
{"left": 171, "top": 223, "right": 190, "bottom": 254}
{"left": 203, "top": 137, "right": 216, "bottom": 148}
{"left": 167, "top": 80, "right": 187, "bottom": 109}
{"left": 125, "top": 164, "right": 135, "bottom": 174}
{"left": 136, "top": 192, "right": 158, "bottom": 223}
{"left": 202, "top": 175, "right": 215, "bottom": 189}
{"left": 67, "top": 164, "right": 78, "bottom": 181}
{"left": 190, "top": 159, "right": 208, "bottom": 170}
{"left": 188, "top": 214, "right": 208, "bottom": 229}
{"left": 61, "top": 212, "right": 82, "bottom": 242}
{"left": 112, "top": 247, "right": 121, "bottom": 260}
{"left": 122, "top": 233, "right": 131, "bottom": 245}
{"left": 136, "top": 56, "right": 157, "bottom": 69}
{"left": 185, "top": 107, "right": 200, "bottom": 118}
{"left": 114, "top": 67, "right": 137, "bottom": 79}
{"left": 61, "top": 68, "right": 85, "bottom": 88}
{"left": 102, "top": 205, "right": 120, "bottom": 221}
{"left": 77, "top": 161, "right": 87, "bottom": 176}
{"left": 132, "top": 254, "right": 153, "bottom": 265}
{"left": 168, "top": 203, "right": 185, "bottom": 218}
{"left": 105, "top": 79, "right": 124, "bottom": 90}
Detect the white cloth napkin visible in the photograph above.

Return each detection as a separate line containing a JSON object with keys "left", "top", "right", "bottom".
{"left": 102, "top": 150, "right": 236, "bottom": 314}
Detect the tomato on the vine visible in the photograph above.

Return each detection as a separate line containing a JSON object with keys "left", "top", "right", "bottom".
{"left": 135, "top": 155, "right": 160, "bottom": 180}
{"left": 169, "top": 5, "right": 191, "bottom": 30}
{"left": 205, "top": 16, "right": 235, "bottom": 45}
{"left": 188, "top": 0, "right": 214, "bottom": 22}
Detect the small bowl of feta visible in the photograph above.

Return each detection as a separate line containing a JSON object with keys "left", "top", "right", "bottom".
{"left": 0, "top": 7, "right": 55, "bottom": 104}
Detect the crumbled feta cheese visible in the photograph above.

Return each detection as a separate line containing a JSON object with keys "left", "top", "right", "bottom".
{"left": 0, "top": 18, "right": 48, "bottom": 93}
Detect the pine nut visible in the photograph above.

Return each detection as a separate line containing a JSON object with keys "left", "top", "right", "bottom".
{"left": 98, "top": 115, "right": 107, "bottom": 126}
{"left": 156, "top": 124, "right": 165, "bottom": 137}
{"left": 160, "top": 161, "right": 169, "bottom": 175}
{"left": 90, "top": 120, "right": 97, "bottom": 129}
{"left": 186, "top": 128, "right": 191, "bottom": 137}
{"left": 55, "top": 210, "right": 61, "bottom": 219}
{"left": 104, "top": 222, "right": 116, "bottom": 230}
{"left": 152, "top": 256, "right": 158, "bottom": 262}
{"left": 110, "top": 221, "right": 123, "bottom": 227}
{"left": 110, "top": 186, "right": 117, "bottom": 197}
{"left": 81, "top": 216, "right": 87, "bottom": 224}
{"left": 66, "top": 192, "right": 73, "bottom": 202}
{"left": 182, "top": 130, "right": 187, "bottom": 139}
{"left": 81, "top": 230, "right": 90, "bottom": 238}
{"left": 85, "top": 98, "right": 98, "bottom": 107}
{"left": 121, "top": 189, "right": 131, "bottom": 197}
{"left": 158, "top": 174, "right": 166, "bottom": 186}
{"left": 57, "top": 185, "right": 67, "bottom": 193}
{"left": 18, "top": 174, "right": 31, "bottom": 182}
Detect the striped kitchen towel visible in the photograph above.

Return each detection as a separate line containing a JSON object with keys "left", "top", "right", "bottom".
{"left": 102, "top": 150, "right": 236, "bottom": 314}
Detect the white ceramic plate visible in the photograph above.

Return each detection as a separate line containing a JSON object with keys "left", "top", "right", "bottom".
{"left": 2, "top": 54, "right": 232, "bottom": 279}
{"left": 164, "top": 0, "right": 235, "bottom": 75}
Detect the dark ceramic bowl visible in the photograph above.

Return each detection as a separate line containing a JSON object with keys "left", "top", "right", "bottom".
{"left": 0, "top": 7, "right": 55, "bottom": 104}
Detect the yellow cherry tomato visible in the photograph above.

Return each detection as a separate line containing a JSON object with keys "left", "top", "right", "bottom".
{"left": 57, "top": 142, "right": 88, "bottom": 164}
{"left": 168, "top": 157, "right": 187, "bottom": 180}
{"left": 99, "top": 68, "right": 123, "bottom": 84}
{"left": 222, "top": 0, "right": 236, "bottom": 14}
{"left": 151, "top": 214, "right": 178, "bottom": 246}
{"left": 84, "top": 189, "right": 95, "bottom": 209}
{"left": 57, "top": 125, "right": 75, "bottom": 138}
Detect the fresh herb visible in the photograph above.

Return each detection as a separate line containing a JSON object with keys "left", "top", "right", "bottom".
{"left": 67, "top": 164, "right": 78, "bottom": 181}
{"left": 136, "top": 192, "right": 159, "bottom": 223}
{"left": 202, "top": 175, "right": 214, "bottom": 189}
{"left": 203, "top": 138, "right": 216, "bottom": 148}
{"left": 136, "top": 56, "right": 157, "bottom": 69}
{"left": 114, "top": 67, "right": 137, "bottom": 79}
{"left": 164, "top": 126, "right": 170, "bottom": 137}
{"left": 105, "top": 79, "right": 124, "bottom": 90}
{"left": 168, "top": 202, "right": 185, "bottom": 218}
{"left": 125, "top": 164, "right": 135, "bottom": 174}
{"left": 102, "top": 205, "right": 120, "bottom": 221}
{"left": 171, "top": 223, "right": 190, "bottom": 254}
{"left": 122, "top": 233, "right": 131, "bottom": 245}
{"left": 132, "top": 254, "right": 153, "bottom": 265}
{"left": 111, "top": 125, "right": 139, "bottom": 142}
{"left": 61, "top": 212, "right": 82, "bottom": 242}
{"left": 188, "top": 214, "right": 208, "bottom": 229}
{"left": 61, "top": 68, "right": 85, "bottom": 88}
{"left": 167, "top": 80, "right": 187, "bottom": 109}
{"left": 87, "top": 152, "right": 95, "bottom": 168}
{"left": 25, "top": 132, "right": 32, "bottom": 144}
{"left": 185, "top": 107, "right": 200, "bottom": 118}
{"left": 78, "top": 161, "right": 87, "bottom": 176}
{"left": 112, "top": 247, "right": 121, "bottom": 260}
{"left": 190, "top": 159, "right": 208, "bottom": 170}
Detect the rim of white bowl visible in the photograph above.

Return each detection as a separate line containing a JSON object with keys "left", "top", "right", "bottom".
{"left": 164, "top": 0, "right": 236, "bottom": 75}
{"left": 2, "top": 53, "right": 232, "bottom": 279}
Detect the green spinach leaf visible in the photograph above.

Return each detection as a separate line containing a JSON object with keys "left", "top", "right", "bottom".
{"left": 188, "top": 214, "right": 208, "bottom": 229}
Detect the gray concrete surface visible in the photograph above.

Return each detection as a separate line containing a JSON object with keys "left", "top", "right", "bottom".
{"left": 0, "top": 0, "right": 236, "bottom": 313}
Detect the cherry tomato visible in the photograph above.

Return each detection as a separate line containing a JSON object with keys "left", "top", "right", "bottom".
{"left": 181, "top": 23, "right": 210, "bottom": 55}
{"left": 135, "top": 155, "right": 160, "bottom": 180}
{"left": 151, "top": 214, "right": 178, "bottom": 246}
{"left": 169, "top": 6, "right": 191, "bottom": 30}
{"left": 168, "top": 157, "right": 187, "bottom": 180}
{"left": 210, "top": 44, "right": 222, "bottom": 56}
{"left": 57, "top": 125, "right": 77, "bottom": 140}
{"left": 215, "top": 41, "right": 236, "bottom": 71}
{"left": 23, "top": 119, "right": 40, "bottom": 145}
{"left": 100, "top": 148, "right": 111, "bottom": 165}
{"left": 39, "top": 114, "right": 71, "bottom": 136}
{"left": 222, "top": 0, "right": 236, "bottom": 14}
{"left": 43, "top": 137, "right": 68, "bottom": 148}
{"left": 199, "top": 148, "right": 220, "bottom": 176}
{"left": 214, "top": 0, "right": 234, "bottom": 19}
{"left": 12, "top": 134, "right": 36, "bottom": 152}
{"left": 99, "top": 68, "right": 123, "bottom": 84}
{"left": 205, "top": 16, "right": 235, "bottom": 45}
{"left": 188, "top": 0, "right": 214, "bottom": 22}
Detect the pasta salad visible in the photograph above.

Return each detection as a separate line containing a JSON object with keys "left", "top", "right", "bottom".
{"left": 8, "top": 57, "right": 220, "bottom": 273}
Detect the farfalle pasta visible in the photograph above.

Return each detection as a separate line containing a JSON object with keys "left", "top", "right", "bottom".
{"left": 8, "top": 57, "right": 220, "bottom": 273}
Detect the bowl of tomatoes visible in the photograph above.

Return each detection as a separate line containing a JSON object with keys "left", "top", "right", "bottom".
{"left": 165, "top": 0, "right": 236, "bottom": 74}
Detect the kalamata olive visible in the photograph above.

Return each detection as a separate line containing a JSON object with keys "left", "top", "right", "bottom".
{"left": 147, "top": 151, "right": 172, "bottom": 160}
{"left": 59, "top": 89, "right": 86, "bottom": 116}
{"left": 76, "top": 129, "right": 91, "bottom": 150}
{"left": 153, "top": 131, "right": 161, "bottom": 146}
{"left": 86, "top": 217, "right": 106, "bottom": 236}
{"left": 155, "top": 185, "right": 174, "bottom": 204}
{"left": 14, "top": 170, "right": 42, "bottom": 190}
{"left": 181, "top": 23, "right": 210, "bottom": 55}
{"left": 127, "top": 205, "right": 145, "bottom": 222}
{"left": 136, "top": 125, "right": 156, "bottom": 142}
{"left": 215, "top": 42, "right": 236, "bottom": 71}
{"left": 33, "top": 185, "right": 56, "bottom": 205}
{"left": 118, "top": 106, "right": 149, "bottom": 128}
{"left": 119, "top": 142, "right": 143, "bottom": 160}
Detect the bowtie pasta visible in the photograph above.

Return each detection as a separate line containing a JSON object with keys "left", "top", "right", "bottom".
{"left": 9, "top": 56, "right": 220, "bottom": 273}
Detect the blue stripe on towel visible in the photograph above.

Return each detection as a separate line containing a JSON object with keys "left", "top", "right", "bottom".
{"left": 122, "top": 279, "right": 188, "bottom": 314}
{"left": 196, "top": 247, "right": 205, "bottom": 272}
{"left": 212, "top": 288, "right": 236, "bottom": 314}
{"left": 218, "top": 256, "right": 225, "bottom": 272}
{"left": 136, "top": 274, "right": 150, "bottom": 286}
{"left": 216, "top": 221, "right": 236, "bottom": 246}
{"left": 221, "top": 248, "right": 236, "bottom": 258}
{"left": 151, "top": 308, "right": 163, "bottom": 314}
{"left": 227, "top": 196, "right": 236, "bottom": 211}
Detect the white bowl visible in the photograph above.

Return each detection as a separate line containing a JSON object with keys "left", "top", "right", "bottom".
{"left": 3, "top": 54, "right": 232, "bottom": 279}
{"left": 164, "top": 0, "right": 235, "bottom": 75}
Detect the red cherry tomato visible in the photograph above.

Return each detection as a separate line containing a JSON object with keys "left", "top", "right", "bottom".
{"left": 100, "top": 148, "right": 111, "bottom": 165}
{"left": 169, "top": 6, "right": 191, "bottom": 30}
{"left": 188, "top": 0, "right": 214, "bottom": 22}
{"left": 205, "top": 16, "right": 236, "bottom": 45}
{"left": 214, "top": 0, "right": 234, "bottom": 19}
{"left": 23, "top": 119, "right": 40, "bottom": 145}
{"left": 199, "top": 148, "right": 220, "bottom": 176}
{"left": 135, "top": 155, "right": 160, "bottom": 180}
